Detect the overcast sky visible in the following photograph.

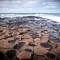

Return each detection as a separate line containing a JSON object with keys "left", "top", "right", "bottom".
{"left": 0, "top": 0, "right": 60, "bottom": 13}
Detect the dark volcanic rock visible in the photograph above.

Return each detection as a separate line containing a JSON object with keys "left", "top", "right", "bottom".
{"left": 0, "top": 51, "right": 4, "bottom": 59}
{"left": 45, "top": 52, "right": 55, "bottom": 59}
{"left": 15, "top": 57, "right": 20, "bottom": 60}
{"left": 8, "top": 40, "right": 15, "bottom": 43}
{"left": 40, "top": 43, "right": 52, "bottom": 48}
{"left": 28, "top": 43, "right": 36, "bottom": 47}
{"left": 23, "top": 16, "right": 40, "bottom": 19}
{"left": 14, "top": 42, "right": 25, "bottom": 49}
{"left": 29, "top": 32, "right": 39, "bottom": 39}
{"left": 52, "top": 39, "right": 60, "bottom": 43}
{"left": 6, "top": 50, "right": 16, "bottom": 58}
{"left": 15, "top": 17, "right": 28, "bottom": 25}
{"left": 51, "top": 31, "right": 59, "bottom": 38}
{"left": 14, "top": 38, "right": 20, "bottom": 41}
{"left": 49, "top": 35, "right": 56, "bottom": 40}
{"left": 25, "top": 49, "right": 32, "bottom": 52}
{"left": 0, "top": 16, "right": 60, "bottom": 30}
{"left": 0, "top": 20, "right": 6, "bottom": 26}
{"left": 8, "top": 38, "right": 20, "bottom": 43}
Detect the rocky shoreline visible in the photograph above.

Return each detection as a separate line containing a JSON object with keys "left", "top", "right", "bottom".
{"left": 0, "top": 16, "right": 60, "bottom": 60}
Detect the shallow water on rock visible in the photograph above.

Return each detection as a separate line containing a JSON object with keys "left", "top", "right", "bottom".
{"left": 45, "top": 52, "right": 55, "bottom": 59}
{"left": 52, "top": 39, "right": 60, "bottom": 43}
{"left": 14, "top": 42, "right": 25, "bottom": 49}
{"left": 40, "top": 43, "right": 52, "bottom": 48}
{"left": 28, "top": 43, "right": 36, "bottom": 47}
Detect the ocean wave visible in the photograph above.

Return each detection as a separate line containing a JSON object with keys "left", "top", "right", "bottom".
{"left": 34, "top": 14, "right": 60, "bottom": 22}
{"left": 0, "top": 13, "right": 60, "bottom": 22}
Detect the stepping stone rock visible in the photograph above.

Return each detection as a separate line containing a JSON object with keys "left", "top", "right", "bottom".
{"left": 38, "top": 56, "right": 47, "bottom": 60}
{"left": 20, "top": 29, "right": 28, "bottom": 35}
{"left": 28, "top": 43, "right": 36, "bottom": 47}
{"left": 43, "top": 34, "right": 49, "bottom": 38}
{"left": 6, "top": 50, "right": 16, "bottom": 58}
{"left": 16, "top": 35, "right": 22, "bottom": 40}
{"left": 51, "top": 32, "right": 59, "bottom": 38}
{"left": 40, "top": 43, "right": 52, "bottom": 49}
{"left": 53, "top": 27, "right": 58, "bottom": 31}
{"left": 3, "top": 43, "right": 12, "bottom": 49}
{"left": 0, "top": 51, "right": 4, "bottom": 58}
{"left": 0, "top": 35, "right": 5, "bottom": 39}
{"left": 34, "top": 47, "right": 48, "bottom": 56}
{"left": 41, "top": 38, "right": 49, "bottom": 43}
{"left": 17, "top": 51, "right": 31, "bottom": 60}
{"left": 8, "top": 38, "right": 20, "bottom": 43}
{"left": 12, "top": 33, "right": 17, "bottom": 37}
{"left": 15, "top": 57, "right": 20, "bottom": 60}
{"left": 26, "top": 46, "right": 33, "bottom": 52}
{"left": 49, "top": 35, "right": 56, "bottom": 40}
{"left": 0, "top": 39, "right": 7, "bottom": 44}
{"left": 37, "top": 30, "right": 41, "bottom": 34}
{"left": 51, "top": 39, "right": 60, "bottom": 43}
{"left": 23, "top": 38, "right": 33, "bottom": 43}
{"left": 14, "top": 38, "right": 20, "bottom": 41}
{"left": 22, "top": 33, "right": 31, "bottom": 39}
{"left": 58, "top": 55, "right": 60, "bottom": 60}
{"left": 4, "top": 32, "right": 11, "bottom": 38}
{"left": 6, "top": 37, "right": 14, "bottom": 41}
{"left": 50, "top": 48, "right": 60, "bottom": 55}
{"left": 14, "top": 42, "right": 25, "bottom": 49}
{"left": 45, "top": 52, "right": 56, "bottom": 59}
{"left": 8, "top": 40, "right": 15, "bottom": 43}
{"left": 25, "top": 48, "right": 32, "bottom": 52}
{"left": 34, "top": 38, "right": 41, "bottom": 43}
{"left": 0, "top": 29, "right": 3, "bottom": 32}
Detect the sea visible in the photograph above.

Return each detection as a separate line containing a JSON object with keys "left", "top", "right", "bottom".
{"left": 0, "top": 13, "right": 60, "bottom": 22}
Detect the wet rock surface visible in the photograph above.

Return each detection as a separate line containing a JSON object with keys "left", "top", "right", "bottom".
{"left": 40, "top": 43, "right": 52, "bottom": 48}
{"left": 6, "top": 50, "right": 16, "bottom": 58}
{"left": 51, "top": 39, "right": 60, "bottom": 43}
{"left": 45, "top": 52, "right": 56, "bottom": 59}
{"left": 14, "top": 42, "right": 26, "bottom": 49}
{"left": 0, "top": 16, "right": 60, "bottom": 60}
{"left": 28, "top": 43, "right": 36, "bottom": 47}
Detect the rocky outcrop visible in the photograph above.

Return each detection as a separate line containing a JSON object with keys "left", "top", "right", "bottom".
{"left": 0, "top": 16, "right": 60, "bottom": 60}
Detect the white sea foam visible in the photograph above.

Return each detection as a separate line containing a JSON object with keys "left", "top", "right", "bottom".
{"left": 0, "top": 14, "right": 33, "bottom": 18}
{"left": 34, "top": 14, "right": 60, "bottom": 22}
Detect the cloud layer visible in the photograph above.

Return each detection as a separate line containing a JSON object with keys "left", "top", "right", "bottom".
{"left": 0, "top": 0, "right": 60, "bottom": 13}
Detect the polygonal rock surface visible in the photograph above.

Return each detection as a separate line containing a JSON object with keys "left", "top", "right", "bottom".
{"left": 34, "top": 47, "right": 48, "bottom": 55}
{"left": 17, "top": 51, "right": 32, "bottom": 60}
